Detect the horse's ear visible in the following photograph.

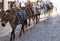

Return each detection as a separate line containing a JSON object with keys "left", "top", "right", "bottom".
{"left": 1, "top": 10, "right": 5, "bottom": 14}
{"left": 6, "top": 10, "right": 11, "bottom": 13}
{"left": 1, "top": 10, "right": 4, "bottom": 12}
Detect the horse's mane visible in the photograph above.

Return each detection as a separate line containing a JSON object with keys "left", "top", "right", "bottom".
{"left": 5, "top": 10, "right": 17, "bottom": 18}
{"left": 6, "top": 10, "right": 17, "bottom": 14}
{"left": 6, "top": 10, "right": 11, "bottom": 13}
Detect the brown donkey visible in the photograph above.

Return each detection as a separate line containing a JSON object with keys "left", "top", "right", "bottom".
{"left": 0, "top": 10, "right": 27, "bottom": 41}
{"left": 21, "top": 7, "right": 36, "bottom": 25}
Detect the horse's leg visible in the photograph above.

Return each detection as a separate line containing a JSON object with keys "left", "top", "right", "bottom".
{"left": 47, "top": 12, "right": 50, "bottom": 19}
{"left": 29, "top": 19, "right": 30, "bottom": 26}
{"left": 34, "top": 16, "right": 36, "bottom": 23}
{"left": 37, "top": 14, "right": 40, "bottom": 22}
{"left": 19, "top": 24, "right": 25, "bottom": 36}
{"left": 39, "top": 14, "right": 40, "bottom": 20}
{"left": 39, "top": 13, "right": 41, "bottom": 19}
{"left": 10, "top": 28, "right": 15, "bottom": 41}
{"left": 22, "top": 24, "right": 25, "bottom": 34}
{"left": 37, "top": 14, "right": 40, "bottom": 21}
{"left": 25, "top": 19, "right": 27, "bottom": 28}
{"left": 38, "top": 14, "right": 40, "bottom": 19}
{"left": 12, "top": 29, "right": 15, "bottom": 39}
{"left": 43, "top": 9, "right": 46, "bottom": 19}
{"left": 36, "top": 15, "right": 37, "bottom": 24}
{"left": 19, "top": 26, "right": 22, "bottom": 36}
{"left": 44, "top": 12, "right": 47, "bottom": 19}
{"left": 32, "top": 16, "right": 35, "bottom": 24}
{"left": 10, "top": 31, "right": 13, "bottom": 41}
{"left": 37, "top": 15, "right": 39, "bottom": 23}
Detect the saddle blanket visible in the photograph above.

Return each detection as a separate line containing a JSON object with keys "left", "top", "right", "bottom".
{"left": 17, "top": 10, "right": 27, "bottom": 21}
{"left": 45, "top": 4, "right": 51, "bottom": 11}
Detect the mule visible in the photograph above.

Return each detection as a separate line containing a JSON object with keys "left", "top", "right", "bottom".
{"left": 20, "top": 6, "right": 40, "bottom": 24}
{"left": 0, "top": 10, "right": 27, "bottom": 41}
{"left": 43, "top": 2, "right": 54, "bottom": 18}
{"left": 23, "top": 2, "right": 37, "bottom": 25}
{"left": 20, "top": 6, "right": 36, "bottom": 25}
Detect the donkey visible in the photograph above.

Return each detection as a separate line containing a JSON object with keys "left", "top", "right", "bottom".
{"left": 43, "top": 1, "right": 54, "bottom": 18}
{"left": 0, "top": 10, "right": 27, "bottom": 41}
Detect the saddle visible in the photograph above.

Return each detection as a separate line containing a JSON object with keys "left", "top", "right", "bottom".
{"left": 17, "top": 10, "right": 27, "bottom": 23}
{"left": 45, "top": 3, "right": 51, "bottom": 11}
{"left": 30, "top": 8, "right": 34, "bottom": 14}
{"left": 11, "top": 8, "right": 27, "bottom": 23}
{"left": 28, "top": 7, "right": 34, "bottom": 15}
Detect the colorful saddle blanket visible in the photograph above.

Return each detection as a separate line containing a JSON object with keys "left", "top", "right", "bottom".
{"left": 17, "top": 10, "right": 27, "bottom": 21}
{"left": 11, "top": 8, "right": 27, "bottom": 22}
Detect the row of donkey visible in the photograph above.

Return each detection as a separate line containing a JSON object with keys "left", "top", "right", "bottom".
{"left": 0, "top": 1, "right": 54, "bottom": 41}
{"left": 0, "top": 5, "right": 40, "bottom": 41}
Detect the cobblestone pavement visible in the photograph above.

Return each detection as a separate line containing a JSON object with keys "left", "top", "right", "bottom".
{"left": 0, "top": 15, "right": 60, "bottom": 41}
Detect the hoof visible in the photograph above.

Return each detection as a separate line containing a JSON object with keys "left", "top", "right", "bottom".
{"left": 19, "top": 33, "right": 22, "bottom": 37}
{"left": 23, "top": 31, "right": 25, "bottom": 34}
{"left": 10, "top": 39, "right": 12, "bottom": 41}
{"left": 12, "top": 39, "right": 15, "bottom": 41}
{"left": 29, "top": 24, "right": 30, "bottom": 26}
{"left": 36, "top": 21, "right": 37, "bottom": 24}
{"left": 13, "top": 35, "right": 15, "bottom": 40}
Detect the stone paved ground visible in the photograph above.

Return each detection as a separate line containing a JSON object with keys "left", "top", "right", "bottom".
{"left": 0, "top": 15, "right": 60, "bottom": 41}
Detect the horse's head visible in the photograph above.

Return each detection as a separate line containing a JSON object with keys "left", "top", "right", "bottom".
{"left": 1, "top": 10, "right": 11, "bottom": 27}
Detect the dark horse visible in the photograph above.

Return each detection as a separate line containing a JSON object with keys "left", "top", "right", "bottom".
{"left": 21, "top": 6, "right": 40, "bottom": 24}
{"left": 21, "top": 7, "right": 36, "bottom": 25}
{"left": 20, "top": 2, "right": 39, "bottom": 25}
{"left": 0, "top": 10, "right": 27, "bottom": 41}
{"left": 44, "top": 2, "right": 54, "bottom": 18}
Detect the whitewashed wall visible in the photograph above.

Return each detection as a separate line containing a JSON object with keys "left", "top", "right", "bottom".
{"left": 4, "top": 0, "right": 8, "bottom": 11}
{"left": 4, "top": 0, "right": 15, "bottom": 11}
{"left": 50, "top": 0, "right": 60, "bottom": 13}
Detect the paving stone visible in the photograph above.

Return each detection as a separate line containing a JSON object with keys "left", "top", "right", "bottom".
{"left": 0, "top": 15, "right": 60, "bottom": 41}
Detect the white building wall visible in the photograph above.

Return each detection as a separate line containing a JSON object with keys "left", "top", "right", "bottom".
{"left": 4, "top": 0, "right": 8, "bottom": 11}
{"left": 50, "top": 0, "right": 60, "bottom": 14}
{"left": 4, "top": 0, "right": 15, "bottom": 11}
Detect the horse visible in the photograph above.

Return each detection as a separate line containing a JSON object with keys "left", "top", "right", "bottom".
{"left": 20, "top": 5, "right": 36, "bottom": 25}
{"left": 21, "top": 2, "right": 41, "bottom": 24}
{"left": 0, "top": 10, "right": 27, "bottom": 41}
{"left": 43, "top": 1, "right": 54, "bottom": 18}
{"left": 33, "top": 6, "right": 41, "bottom": 23}
{"left": 36, "top": 1, "right": 54, "bottom": 19}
